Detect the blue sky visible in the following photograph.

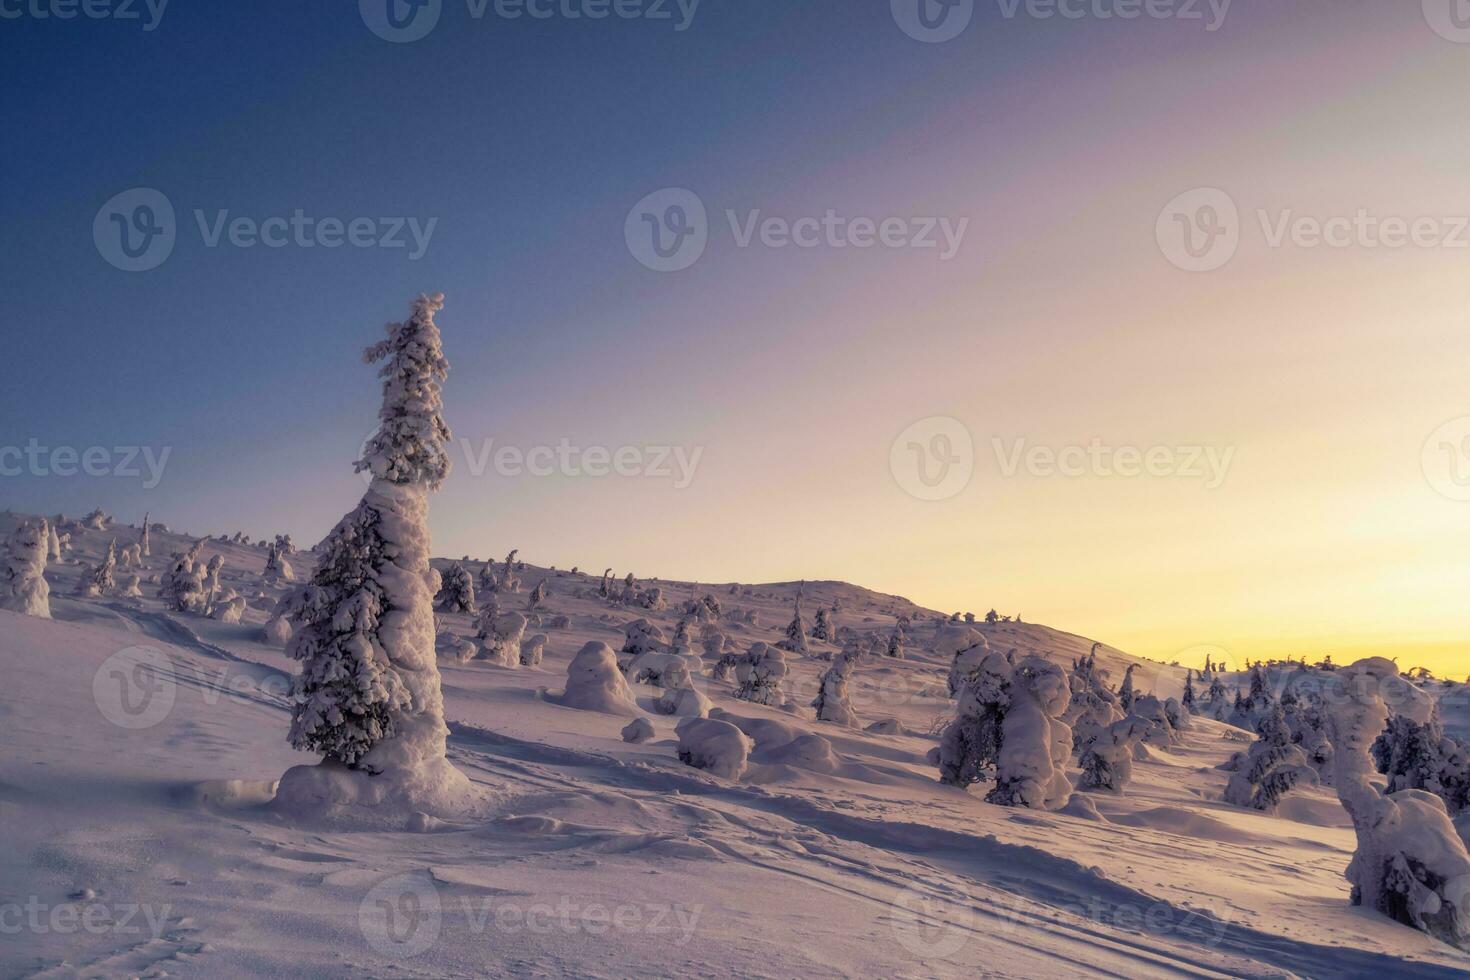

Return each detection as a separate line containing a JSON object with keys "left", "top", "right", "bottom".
{"left": 6, "top": 1, "right": 1470, "bottom": 672}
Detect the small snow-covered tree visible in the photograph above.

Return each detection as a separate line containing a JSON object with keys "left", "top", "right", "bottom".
{"left": 1, "top": 518, "right": 51, "bottom": 618}
{"left": 599, "top": 568, "right": 613, "bottom": 598}
{"left": 1079, "top": 716, "right": 1149, "bottom": 793}
{"left": 734, "top": 642, "right": 788, "bottom": 706}
{"left": 884, "top": 631, "right": 904, "bottom": 659}
{"left": 139, "top": 511, "right": 150, "bottom": 557}
{"left": 1325, "top": 657, "right": 1470, "bottom": 948}
{"left": 264, "top": 541, "right": 295, "bottom": 583}
{"left": 1182, "top": 669, "right": 1197, "bottom": 710}
{"left": 46, "top": 522, "right": 61, "bottom": 562}
{"left": 937, "top": 652, "right": 1006, "bottom": 789}
{"left": 812, "top": 648, "right": 861, "bottom": 726}
{"left": 781, "top": 596, "right": 809, "bottom": 655}
{"left": 161, "top": 539, "right": 208, "bottom": 612}
{"left": 274, "top": 533, "right": 296, "bottom": 556}
{"left": 810, "top": 607, "right": 833, "bottom": 642}
{"left": 76, "top": 539, "right": 118, "bottom": 598}
{"left": 435, "top": 561, "right": 476, "bottom": 613}
{"left": 277, "top": 293, "right": 473, "bottom": 818}
{"left": 1118, "top": 664, "right": 1136, "bottom": 712}
{"left": 620, "top": 618, "right": 666, "bottom": 670}
{"left": 526, "top": 579, "right": 547, "bottom": 612}
{"left": 1223, "top": 704, "right": 1317, "bottom": 811}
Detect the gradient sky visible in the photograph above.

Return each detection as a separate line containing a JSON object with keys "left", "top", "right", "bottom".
{"left": 3, "top": 1, "right": 1469, "bottom": 675}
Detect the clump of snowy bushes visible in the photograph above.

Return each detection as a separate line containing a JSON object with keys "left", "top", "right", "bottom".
{"left": 938, "top": 651, "right": 1074, "bottom": 810}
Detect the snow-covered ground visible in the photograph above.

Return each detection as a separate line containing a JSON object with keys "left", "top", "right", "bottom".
{"left": 3, "top": 512, "right": 1468, "bottom": 978}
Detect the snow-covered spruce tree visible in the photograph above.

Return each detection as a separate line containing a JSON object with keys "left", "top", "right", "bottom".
{"left": 162, "top": 539, "right": 209, "bottom": 613}
{"left": 478, "top": 611, "right": 527, "bottom": 667}
{"left": 884, "top": 630, "right": 904, "bottom": 659}
{"left": 46, "top": 522, "right": 61, "bottom": 563}
{"left": 1372, "top": 711, "right": 1470, "bottom": 815}
{"left": 781, "top": 596, "right": 810, "bottom": 655}
{"left": 76, "top": 538, "right": 118, "bottom": 597}
{"left": 1079, "top": 716, "right": 1150, "bottom": 793}
{"left": 1064, "top": 663, "right": 1123, "bottom": 754}
{"left": 1, "top": 518, "right": 51, "bottom": 618}
{"left": 201, "top": 554, "right": 224, "bottom": 613}
{"left": 500, "top": 549, "right": 521, "bottom": 594}
{"left": 945, "top": 633, "right": 992, "bottom": 698}
{"left": 599, "top": 568, "right": 613, "bottom": 598}
{"left": 526, "top": 579, "right": 546, "bottom": 612}
{"left": 139, "top": 511, "right": 150, "bottom": 557}
{"left": 1223, "top": 704, "right": 1318, "bottom": 812}
{"left": 939, "top": 652, "right": 1073, "bottom": 809}
{"left": 812, "top": 648, "right": 861, "bottom": 727}
{"left": 619, "top": 618, "right": 666, "bottom": 670}
{"left": 810, "top": 607, "right": 833, "bottom": 642}
{"left": 277, "top": 293, "right": 475, "bottom": 819}
{"left": 274, "top": 533, "right": 296, "bottom": 557}
{"left": 1324, "top": 658, "right": 1470, "bottom": 948}
{"left": 1182, "top": 670, "right": 1197, "bottom": 710}
{"left": 1118, "top": 664, "right": 1136, "bottom": 712}
{"left": 263, "top": 541, "right": 295, "bottom": 583}
{"left": 435, "top": 561, "right": 476, "bottom": 613}
{"left": 734, "top": 642, "right": 789, "bottom": 706}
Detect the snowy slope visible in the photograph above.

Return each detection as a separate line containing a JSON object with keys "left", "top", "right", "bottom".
{"left": 2, "top": 512, "right": 1468, "bottom": 978}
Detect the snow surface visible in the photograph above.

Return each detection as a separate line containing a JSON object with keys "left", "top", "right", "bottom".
{"left": 2, "top": 515, "right": 1470, "bottom": 977}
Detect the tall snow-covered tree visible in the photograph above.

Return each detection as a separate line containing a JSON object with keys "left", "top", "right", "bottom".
{"left": 1182, "top": 669, "right": 1197, "bottom": 709}
{"left": 526, "top": 579, "right": 547, "bottom": 612}
{"left": 277, "top": 293, "right": 473, "bottom": 818}
{"left": 1324, "top": 658, "right": 1470, "bottom": 948}
{"left": 1, "top": 518, "right": 51, "bottom": 618}
{"left": 139, "top": 511, "right": 150, "bottom": 557}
